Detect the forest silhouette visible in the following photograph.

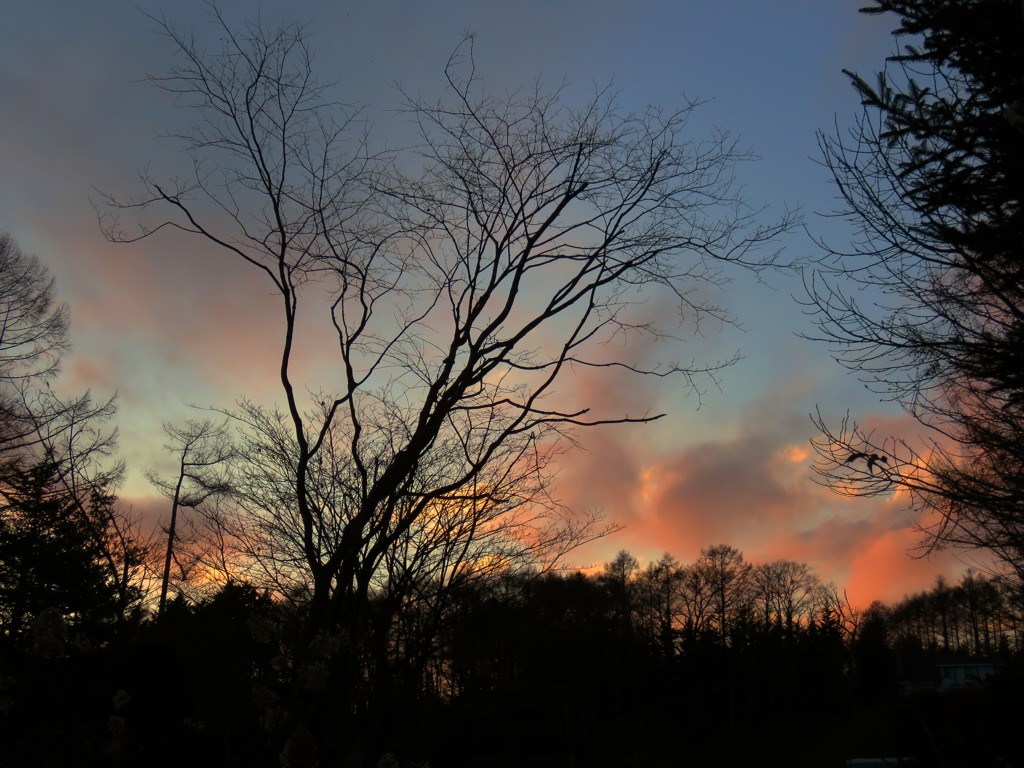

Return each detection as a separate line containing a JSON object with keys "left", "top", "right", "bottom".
{"left": 1, "top": 538, "right": 1021, "bottom": 766}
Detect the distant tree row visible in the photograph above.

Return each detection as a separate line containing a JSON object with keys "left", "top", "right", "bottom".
{"left": 595, "top": 547, "right": 853, "bottom": 654}
{"left": 594, "top": 547, "right": 1024, "bottom": 663}
{"left": 882, "top": 570, "right": 1024, "bottom": 658}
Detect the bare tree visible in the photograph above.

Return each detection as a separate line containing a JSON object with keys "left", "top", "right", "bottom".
{"left": 0, "top": 232, "right": 70, "bottom": 456}
{"left": 751, "top": 559, "right": 820, "bottom": 631}
{"left": 806, "top": 0, "right": 1024, "bottom": 580}
{"left": 600, "top": 549, "right": 641, "bottom": 637}
{"left": 147, "top": 418, "right": 234, "bottom": 613}
{"left": 815, "top": 581, "right": 861, "bottom": 643}
{"left": 36, "top": 390, "right": 151, "bottom": 622}
{"left": 695, "top": 544, "right": 752, "bottom": 646}
{"left": 678, "top": 558, "right": 716, "bottom": 639}
{"left": 101, "top": 10, "right": 790, "bottom": 758}
{"left": 632, "top": 552, "right": 683, "bottom": 655}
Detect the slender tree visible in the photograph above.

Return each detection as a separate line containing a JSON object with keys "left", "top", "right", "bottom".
{"left": 633, "top": 553, "right": 683, "bottom": 656}
{"left": 695, "top": 544, "right": 752, "bottom": 646}
{"left": 147, "top": 418, "right": 234, "bottom": 613}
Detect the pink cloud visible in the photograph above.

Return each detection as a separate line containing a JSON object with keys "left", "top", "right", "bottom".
{"left": 558, "top": 368, "right": 976, "bottom": 608}
{"left": 843, "top": 528, "right": 969, "bottom": 608}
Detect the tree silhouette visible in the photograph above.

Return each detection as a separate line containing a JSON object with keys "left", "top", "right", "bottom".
{"left": 146, "top": 418, "right": 234, "bottom": 613}
{"left": 100, "top": 9, "right": 790, "bottom": 760}
{"left": 0, "top": 459, "right": 121, "bottom": 647}
{"left": 807, "top": 0, "right": 1024, "bottom": 580}
{"left": 696, "top": 544, "right": 752, "bottom": 647}
{"left": 0, "top": 231, "right": 70, "bottom": 458}
{"left": 751, "top": 559, "right": 821, "bottom": 632}
{"left": 0, "top": 234, "right": 146, "bottom": 641}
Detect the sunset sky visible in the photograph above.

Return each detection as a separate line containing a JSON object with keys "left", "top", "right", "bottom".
{"left": 1, "top": 0, "right": 986, "bottom": 607}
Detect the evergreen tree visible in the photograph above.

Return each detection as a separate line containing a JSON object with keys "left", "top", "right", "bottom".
{"left": 0, "top": 459, "right": 121, "bottom": 648}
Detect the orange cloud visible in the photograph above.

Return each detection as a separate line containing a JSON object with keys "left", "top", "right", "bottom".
{"left": 557, "top": 369, "right": 976, "bottom": 609}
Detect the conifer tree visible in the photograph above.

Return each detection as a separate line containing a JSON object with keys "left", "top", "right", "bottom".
{"left": 0, "top": 460, "right": 120, "bottom": 646}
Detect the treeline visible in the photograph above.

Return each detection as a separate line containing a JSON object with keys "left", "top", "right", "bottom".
{"left": 3, "top": 528, "right": 1023, "bottom": 766}
{"left": 886, "top": 571, "right": 1024, "bottom": 659}
{"left": 594, "top": 549, "right": 1024, "bottom": 662}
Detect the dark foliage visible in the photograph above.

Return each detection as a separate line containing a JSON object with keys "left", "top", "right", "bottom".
{"left": 0, "top": 582, "right": 280, "bottom": 768}
{"left": 0, "top": 550, "right": 1021, "bottom": 767}
{"left": 0, "top": 460, "right": 122, "bottom": 647}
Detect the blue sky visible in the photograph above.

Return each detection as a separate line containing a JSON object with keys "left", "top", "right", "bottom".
{"left": 1, "top": 0, "right": 979, "bottom": 605}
